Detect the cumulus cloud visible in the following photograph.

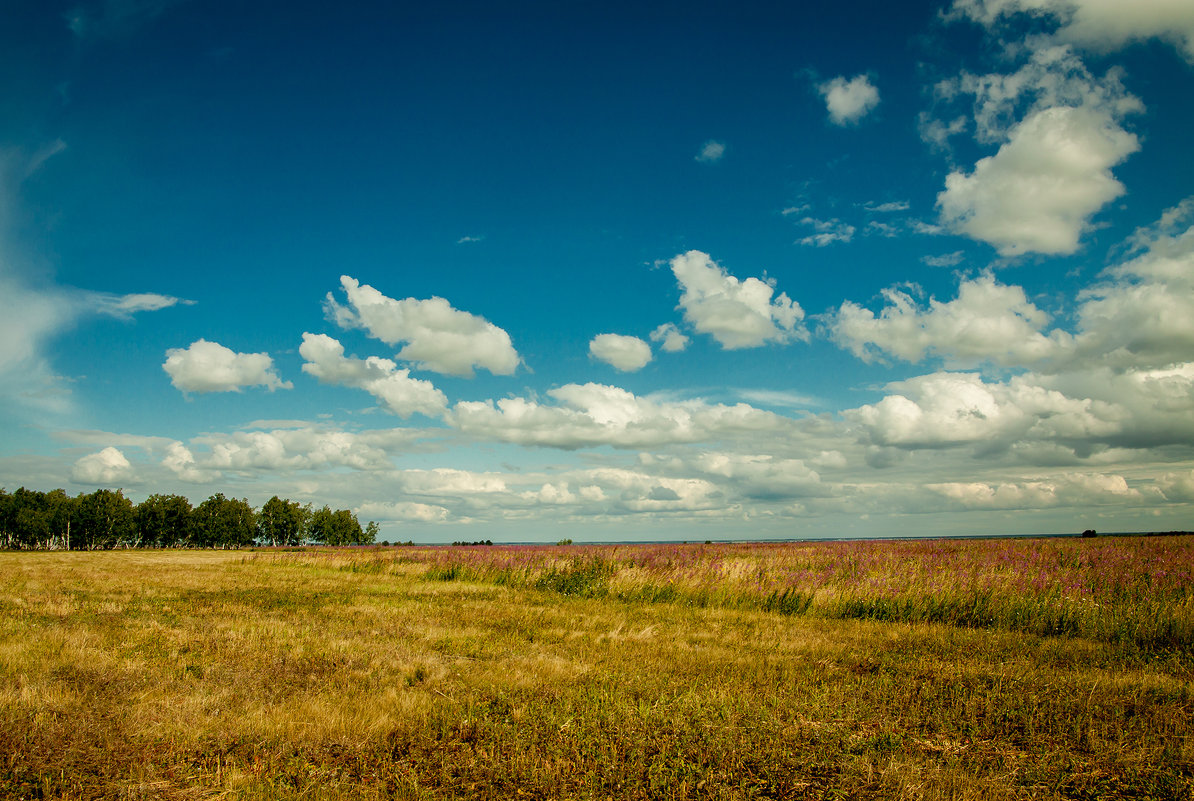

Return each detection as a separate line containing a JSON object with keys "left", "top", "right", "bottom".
{"left": 161, "top": 441, "right": 217, "bottom": 483}
{"left": 849, "top": 362, "right": 1194, "bottom": 457}
{"left": 689, "top": 452, "right": 826, "bottom": 500}
{"left": 848, "top": 371, "right": 1112, "bottom": 450}
{"left": 935, "top": 44, "right": 1142, "bottom": 256}
{"left": 827, "top": 273, "right": 1068, "bottom": 367}
{"left": 1067, "top": 200, "right": 1194, "bottom": 370}
{"left": 926, "top": 472, "right": 1143, "bottom": 510}
{"left": 695, "top": 140, "right": 726, "bottom": 163}
{"left": 162, "top": 339, "right": 292, "bottom": 393}
{"left": 650, "top": 323, "right": 689, "bottom": 353}
{"left": 356, "top": 500, "right": 451, "bottom": 523}
{"left": 1157, "top": 469, "right": 1194, "bottom": 502}
{"left": 589, "top": 334, "right": 652, "bottom": 372}
{"left": 299, "top": 332, "right": 448, "bottom": 418}
{"left": 449, "top": 382, "right": 792, "bottom": 450}
{"left": 71, "top": 446, "right": 135, "bottom": 485}
{"left": 189, "top": 427, "right": 397, "bottom": 474}
{"left": 669, "top": 250, "right": 806, "bottom": 349}
{"left": 950, "top": 0, "right": 1194, "bottom": 61}
{"left": 325, "top": 275, "right": 519, "bottom": 377}
{"left": 818, "top": 74, "right": 880, "bottom": 125}
{"left": 938, "top": 105, "right": 1138, "bottom": 256}
{"left": 831, "top": 199, "right": 1194, "bottom": 377}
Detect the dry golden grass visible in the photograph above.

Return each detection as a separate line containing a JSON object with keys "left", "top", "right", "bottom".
{"left": 1, "top": 546, "right": 1191, "bottom": 799}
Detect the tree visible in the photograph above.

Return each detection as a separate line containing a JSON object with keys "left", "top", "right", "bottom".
{"left": 257, "top": 496, "right": 309, "bottom": 547}
{"left": 45, "top": 489, "right": 78, "bottom": 550}
{"left": 75, "top": 489, "right": 136, "bottom": 550}
{"left": 136, "top": 494, "right": 193, "bottom": 548}
{"left": 9, "top": 488, "right": 49, "bottom": 549}
{"left": 0, "top": 489, "right": 11, "bottom": 548}
{"left": 193, "top": 494, "right": 256, "bottom": 549}
{"left": 309, "top": 506, "right": 367, "bottom": 546}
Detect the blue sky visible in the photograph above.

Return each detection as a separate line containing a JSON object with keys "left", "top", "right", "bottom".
{"left": 3, "top": 0, "right": 1194, "bottom": 541}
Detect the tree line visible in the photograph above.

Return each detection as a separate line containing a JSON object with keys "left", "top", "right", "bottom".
{"left": 0, "top": 487, "right": 378, "bottom": 550}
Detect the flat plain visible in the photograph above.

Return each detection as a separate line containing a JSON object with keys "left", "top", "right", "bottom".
{"left": 1, "top": 536, "right": 1191, "bottom": 799}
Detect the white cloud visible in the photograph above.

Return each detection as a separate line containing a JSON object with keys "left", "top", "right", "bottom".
{"left": 71, "top": 446, "right": 135, "bottom": 485}
{"left": 449, "top": 382, "right": 793, "bottom": 450}
{"left": 1066, "top": 202, "right": 1194, "bottom": 370}
{"left": 161, "top": 441, "right": 217, "bottom": 483}
{"left": 797, "top": 217, "right": 856, "bottom": 247}
{"left": 938, "top": 105, "right": 1138, "bottom": 256}
{"left": 589, "top": 333, "right": 652, "bottom": 372}
{"left": 94, "top": 292, "right": 192, "bottom": 318}
{"left": 848, "top": 362, "right": 1194, "bottom": 457}
{"left": 669, "top": 250, "right": 806, "bottom": 349}
{"left": 191, "top": 427, "right": 397, "bottom": 473}
{"left": 162, "top": 339, "right": 292, "bottom": 394}
{"left": 324, "top": 275, "right": 519, "bottom": 377}
{"left": 950, "top": 0, "right": 1194, "bottom": 61}
{"left": 690, "top": 452, "right": 826, "bottom": 499}
{"left": 585, "top": 468, "right": 724, "bottom": 513}
{"left": 356, "top": 501, "right": 451, "bottom": 523}
{"left": 0, "top": 261, "right": 188, "bottom": 408}
{"left": 866, "top": 201, "right": 911, "bottom": 213}
{"left": 921, "top": 251, "right": 966, "bottom": 267}
{"left": 918, "top": 112, "right": 969, "bottom": 150}
{"left": 833, "top": 200, "right": 1194, "bottom": 375}
{"left": 299, "top": 332, "right": 448, "bottom": 418}
{"left": 951, "top": 44, "right": 1141, "bottom": 144}
{"left": 1157, "top": 469, "right": 1194, "bottom": 502}
{"left": 0, "top": 269, "right": 75, "bottom": 405}
{"left": 650, "top": 323, "right": 689, "bottom": 353}
{"left": 819, "top": 74, "right": 880, "bottom": 125}
{"left": 934, "top": 43, "right": 1142, "bottom": 256}
{"left": 695, "top": 140, "right": 726, "bottom": 163}
{"left": 926, "top": 472, "right": 1144, "bottom": 510}
{"left": 397, "top": 468, "right": 510, "bottom": 497}
{"left": 827, "top": 273, "right": 1068, "bottom": 367}
{"left": 735, "top": 389, "right": 820, "bottom": 409}
{"left": 848, "top": 371, "right": 1110, "bottom": 450}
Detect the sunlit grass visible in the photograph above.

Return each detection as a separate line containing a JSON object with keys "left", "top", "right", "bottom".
{"left": 2, "top": 538, "right": 1191, "bottom": 799}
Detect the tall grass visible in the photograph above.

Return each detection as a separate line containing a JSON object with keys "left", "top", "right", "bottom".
{"left": 3, "top": 546, "right": 1191, "bottom": 799}
{"left": 275, "top": 535, "right": 1194, "bottom": 652}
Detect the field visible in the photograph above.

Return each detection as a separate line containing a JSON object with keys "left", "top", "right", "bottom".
{"left": 1, "top": 536, "right": 1191, "bottom": 800}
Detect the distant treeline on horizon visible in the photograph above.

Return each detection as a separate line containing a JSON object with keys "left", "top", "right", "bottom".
{"left": 0, "top": 487, "right": 376, "bottom": 550}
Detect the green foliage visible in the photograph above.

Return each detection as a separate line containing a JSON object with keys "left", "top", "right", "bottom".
{"left": 308, "top": 505, "right": 369, "bottom": 546}
{"left": 257, "top": 496, "right": 309, "bottom": 547}
{"left": 192, "top": 493, "right": 256, "bottom": 549}
{"left": 75, "top": 489, "right": 136, "bottom": 550}
{"left": 534, "top": 556, "right": 615, "bottom": 597}
{"left": 1, "top": 487, "right": 378, "bottom": 551}
{"left": 135, "top": 494, "right": 193, "bottom": 548}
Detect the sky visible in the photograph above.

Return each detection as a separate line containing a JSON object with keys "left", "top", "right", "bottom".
{"left": 2, "top": 0, "right": 1194, "bottom": 542}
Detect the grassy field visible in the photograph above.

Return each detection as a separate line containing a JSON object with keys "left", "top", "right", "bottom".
{"left": 1, "top": 536, "right": 1191, "bottom": 799}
